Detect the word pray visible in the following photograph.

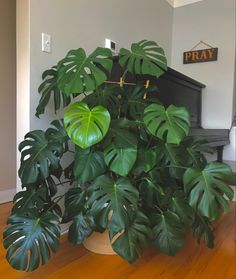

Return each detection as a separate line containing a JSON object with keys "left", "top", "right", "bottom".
{"left": 183, "top": 48, "right": 218, "bottom": 64}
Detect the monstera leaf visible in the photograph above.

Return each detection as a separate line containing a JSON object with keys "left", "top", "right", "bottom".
{"left": 191, "top": 212, "right": 214, "bottom": 248}
{"left": 63, "top": 187, "right": 87, "bottom": 222}
{"left": 36, "top": 66, "right": 71, "bottom": 117}
{"left": 58, "top": 47, "right": 112, "bottom": 94}
{"left": 111, "top": 211, "right": 152, "bottom": 263}
{"left": 3, "top": 211, "right": 60, "bottom": 272}
{"left": 74, "top": 147, "right": 106, "bottom": 184}
{"left": 68, "top": 213, "right": 96, "bottom": 245}
{"left": 12, "top": 188, "right": 47, "bottom": 213}
{"left": 152, "top": 211, "right": 185, "bottom": 255}
{"left": 46, "top": 119, "right": 69, "bottom": 152}
{"left": 83, "top": 85, "right": 121, "bottom": 118}
{"left": 154, "top": 142, "right": 185, "bottom": 179}
{"left": 119, "top": 40, "right": 167, "bottom": 77}
{"left": 169, "top": 191, "right": 195, "bottom": 226}
{"left": 120, "top": 84, "right": 159, "bottom": 119}
{"left": 19, "top": 130, "right": 63, "bottom": 184}
{"left": 132, "top": 148, "right": 157, "bottom": 176}
{"left": 104, "top": 143, "right": 137, "bottom": 176}
{"left": 184, "top": 162, "right": 235, "bottom": 220}
{"left": 181, "top": 137, "right": 214, "bottom": 168}
{"left": 88, "top": 175, "right": 139, "bottom": 231}
{"left": 64, "top": 102, "right": 111, "bottom": 149}
{"left": 144, "top": 104, "right": 190, "bottom": 144}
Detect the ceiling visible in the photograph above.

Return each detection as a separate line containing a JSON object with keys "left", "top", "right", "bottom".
{"left": 165, "top": 0, "right": 205, "bottom": 8}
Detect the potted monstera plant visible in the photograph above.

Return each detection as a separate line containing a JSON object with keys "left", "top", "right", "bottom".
{"left": 3, "top": 40, "right": 235, "bottom": 272}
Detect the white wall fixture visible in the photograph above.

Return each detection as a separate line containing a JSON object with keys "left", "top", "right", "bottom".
{"left": 105, "top": 38, "right": 117, "bottom": 54}
{"left": 42, "top": 33, "right": 51, "bottom": 53}
{"left": 166, "top": 0, "right": 205, "bottom": 8}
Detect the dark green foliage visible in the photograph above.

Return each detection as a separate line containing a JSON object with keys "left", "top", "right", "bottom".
{"left": 184, "top": 162, "right": 234, "bottom": 220}
{"left": 58, "top": 47, "right": 113, "bottom": 94}
{"left": 152, "top": 211, "right": 185, "bottom": 255}
{"left": 36, "top": 66, "right": 72, "bottom": 117}
{"left": 6, "top": 40, "right": 234, "bottom": 271}
{"left": 3, "top": 211, "right": 60, "bottom": 272}
{"left": 68, "top": 213, "right": 96, "bottom": 245}
{"left": 18, "top": 130, "right": 63, "bottom": 184}
{"left": 119, "top": 40, "right": 167, "bottom": 77}
{"left": 112, "top": 211, "right": 152, "bottom": 263}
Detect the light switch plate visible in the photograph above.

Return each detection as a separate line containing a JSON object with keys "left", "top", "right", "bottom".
{"left": 105, "top": 38, "right": 117, "bottom": 54}
{"left": 42, "top": 33, "right": 51, "bottom": 53}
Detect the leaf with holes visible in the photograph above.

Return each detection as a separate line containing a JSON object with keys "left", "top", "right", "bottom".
{"left": 64, "top": 102, "right": 111, "bottom": 149}
{"left": 36, "top": 66, "right": 72, "bottom": 117}
{"left": 88, "top": 175, "right": 139, "bottom": 231}
{"left": 119, "top": 40, "right": 167, "bottom": 77}
{"left": 3, "top": 210, "right": 60, "bottom": 272}
{"left": 63, "top": 187, "right": 87, "bottom": 222}
{"left": 12, "top": 188, "right": 47, "bottom": 213}
{"left": 152, "top": 211, "right": 185, "bottom": 255}
{"left": 58, "top": 47, "right": 112, "bottom": 94}
{"left": 46, "top": 119, "right": 69, "bottom": 152}
{"left": 68, "top": 213, "right": 96, "bottom": 245}
{"left": 144, "top": 104, "right": 190, "bottom": 144}
{"left": 74, "top": 147, "right": 106, "bottom": 184}
{"left": 18, "top": 130, "right": 63, "bottom": 184}
{"left": 184, "top": 162, "right": 235, "bottom": 220}
{"left": 111, "top": 211, "right": 152, "bottom": 263}
{"left": 104, "top": 143, "right": 137, "bottom": 176}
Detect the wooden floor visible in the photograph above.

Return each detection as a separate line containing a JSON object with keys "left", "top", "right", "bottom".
{"left": 0, "top": 202, "right": 235, "bottom": 279}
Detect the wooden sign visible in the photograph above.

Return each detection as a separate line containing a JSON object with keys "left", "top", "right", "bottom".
{"left": 183, "top": 48, "right": 218, "bottom": 64}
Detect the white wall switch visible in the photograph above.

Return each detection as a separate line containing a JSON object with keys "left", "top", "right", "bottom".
{"left": 105, "top": 38, "right": 117, "bottom": 54}
{"left": 42, "top": 33, "right": 51, "bottom": 53}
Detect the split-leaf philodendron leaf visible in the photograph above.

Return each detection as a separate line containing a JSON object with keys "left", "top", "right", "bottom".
{"left": 144, "top": 104, "right": 190, "bottom": 145}
{"left": 184, "top": 162, "right": 234, "bottom": 220}
{"left": 3, "top": 211, "right": 60, "bottom": 272}
{"left": 119, "top": 40, "right": 167, "bottom": 77}
{"left": 58, "top": 47, "right": 113, "bottom": 95}
{"left": 64, "top": 102, "right": 111, "bottom": 149}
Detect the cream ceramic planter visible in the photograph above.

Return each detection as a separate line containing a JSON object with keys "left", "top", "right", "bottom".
{"left": 83, "top": 230, "right": 116, "bottom": 255}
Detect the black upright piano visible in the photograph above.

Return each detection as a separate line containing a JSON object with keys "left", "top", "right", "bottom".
{"left": 110, "top": 59, "right": 230, "bottom": 162}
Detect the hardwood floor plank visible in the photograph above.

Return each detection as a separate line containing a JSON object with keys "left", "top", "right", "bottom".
{"left": 0, "top": 202, "right": 235, "bottom": 279}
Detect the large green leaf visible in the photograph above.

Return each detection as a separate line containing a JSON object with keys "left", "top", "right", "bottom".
{"left": 3, "top": 211, "right": 60, "bottom": 272}
{"left": 58, "top": 47, "right": 112, "bottom": 95}
{"left": 181, "top": 137, "right": 214, "bottom": 168}
{"left": 74, "top": 147, "right": 106, "bottom": 184}
{"left": 152, "top": 211, "right": 185, "bottom": 256}
{"left": 184, "top": 162, "right": 235, "bottom": 220}
{"left": 119, "top": 40, "right": 167, "bottom": 77}
{"left": 132, "top": 148, "right": 157, "bottom": 176}
{"left": 18, "top": 130, "right": 63, "bottom": 184}
{"left": 36, "top": 66, "right": 71, "bottom": 117}
{"left": 68, "top": 213, "right": 95, "bottom": 245}
{"left": 46, "top": 119, "right": 69, "bottom": 152}
{"left": 169, "top": 191, "right": 195, "bottom": 226}
{"left": 111, "top": 211, "right": 152, "bottom": 263}
{"left": 83, "top": 84, "right": 121, "bottom": 118}
{"left": 88, "top": 175, "right": 139, "bottom": 231}
{"left": 120, "top": 84, "right": 159, "bottom": 119}
{"left": 63, "top": 187, "right": 87, "bottom": 222}
{"left": 104, "top": 143, "right": 137, "bottom": 176}
{"left": 144, "top": 104, "right": 190, "bottom": 144}
{"left": 64, "top": 102, "right": 111, "bottom": 149}
{"left": 154, "top": 142, "right": 185, "bottom": 179}
{"left": 12, "top": 188, "right": 47, "bottom": 213}
{"left": 191, "top": 212, "right": 214, "bottom": 248}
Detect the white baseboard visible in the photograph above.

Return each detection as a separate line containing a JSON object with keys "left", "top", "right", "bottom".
{"left": 0, "top": 188, "right": 16, "bottom": 204}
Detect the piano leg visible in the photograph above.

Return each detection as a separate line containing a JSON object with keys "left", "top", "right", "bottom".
{"left": 216, "top": 145, "right": 224, "bottom": 162}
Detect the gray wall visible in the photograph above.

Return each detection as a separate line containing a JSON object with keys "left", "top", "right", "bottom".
{"left": 171, "top": 0, "right": 235, "bottom": 128}
{"left": 29, "top": 0, "right": 174, "bottom": 130}
{"left": 0, "top": 0, "right": 16, "bottom": 191}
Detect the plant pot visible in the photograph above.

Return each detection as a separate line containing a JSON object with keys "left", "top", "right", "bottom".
{"left": 83, "top": 230, "right": 116, "bottom": 255}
